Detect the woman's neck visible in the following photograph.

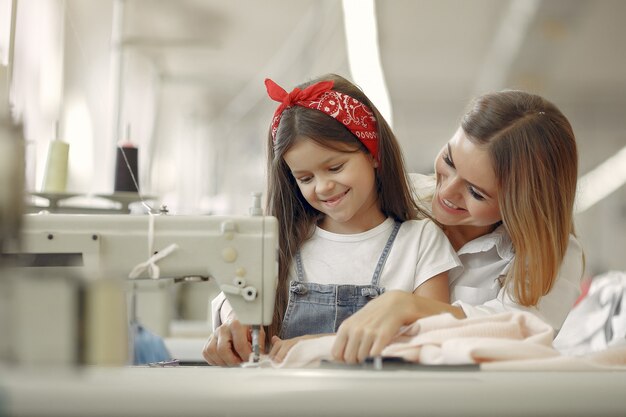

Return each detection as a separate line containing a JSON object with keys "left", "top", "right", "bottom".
{"left": 443, "top": 224, "right": 496, "bottom": 251}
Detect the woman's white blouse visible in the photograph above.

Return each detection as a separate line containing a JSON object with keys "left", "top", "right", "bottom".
{"left": 450, "top": 226, "right": 584, "bottom": 331}
{"left": 409, "top": 173, "right": 584, "bottom": 331}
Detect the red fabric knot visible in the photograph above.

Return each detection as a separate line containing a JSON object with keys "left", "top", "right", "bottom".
{"left": 264, "top": 78, "right": 379, "bottom": 161}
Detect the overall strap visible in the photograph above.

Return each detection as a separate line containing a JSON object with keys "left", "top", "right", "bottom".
{"left": 370, "top": 221, "right": 401, "bottom": 287}
{"left": 294, "top": 251, "right": 305, "bottom": 281}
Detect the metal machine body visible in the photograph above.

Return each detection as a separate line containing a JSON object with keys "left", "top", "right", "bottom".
{"left": 3, "top": 213, "right": 278, "bottom": 365}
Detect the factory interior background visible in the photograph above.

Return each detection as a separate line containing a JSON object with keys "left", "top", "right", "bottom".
{"left": 2, "top": 0, "right": 625, "bottom": 328}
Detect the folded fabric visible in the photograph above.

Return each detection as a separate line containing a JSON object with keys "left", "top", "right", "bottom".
{"left": 272, "top": 311, "right": 555, "bottom": 368}
{"left": 380, "top": 311, "right": 555, "bottom": 364}
{"left": 271, "top": 311, "right": 626, "bottom": 370}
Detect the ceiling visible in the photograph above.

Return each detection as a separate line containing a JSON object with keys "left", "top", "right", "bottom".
{"left": 118, "top": 0, "right": 626, "bottom": 175}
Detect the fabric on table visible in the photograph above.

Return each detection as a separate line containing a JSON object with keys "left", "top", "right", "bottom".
{"left": 270, "top": 310, "right": 626, "bottom": 371}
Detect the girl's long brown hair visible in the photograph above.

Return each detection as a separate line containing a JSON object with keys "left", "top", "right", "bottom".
{"left": 265, "top": 74, "right": 429, "bottom": 339}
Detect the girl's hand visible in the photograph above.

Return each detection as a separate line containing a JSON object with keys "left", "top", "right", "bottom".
{"left": 202, "top": 319, "right": 266, "bottom": 366}
{"left": 269, "top": 334, "right": 326, "bottom": 363}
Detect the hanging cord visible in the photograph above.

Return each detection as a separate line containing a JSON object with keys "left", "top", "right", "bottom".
{"left": 128, "top": 213, "right": 179, "bottom": 279}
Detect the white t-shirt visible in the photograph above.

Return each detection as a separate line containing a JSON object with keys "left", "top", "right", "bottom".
{"left": 294, "top": 217, "right": 459, "bottom": 292}
{"left": 409, "top": 173, "right": 584, "bottom": 331}
{"left": 212, "top": 216, "right": 460, "bottom": 330}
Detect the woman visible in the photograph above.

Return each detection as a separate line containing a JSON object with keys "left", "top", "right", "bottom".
{"left": 332, "top": 90, "right": 585, "bottom": 363}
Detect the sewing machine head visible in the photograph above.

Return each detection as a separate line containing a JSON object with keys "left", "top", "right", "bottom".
{"left": 10, "top": 213, "right": 278, "bottom": 327}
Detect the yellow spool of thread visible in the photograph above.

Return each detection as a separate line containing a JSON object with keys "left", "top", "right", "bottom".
{"left": 42, "top": 140, "right": 69, "bottom": 193}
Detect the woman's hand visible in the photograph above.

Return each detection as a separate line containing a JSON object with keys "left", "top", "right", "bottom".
{"left": 202, "top": 319, "right": 266, "bottom": 366}
{"left": 269, "top": 334, "right": 326, "bottom": 363}
{"left": 331, "top": 290, "right": 419, "bottom": 364}
{"left": 331, "top": 289, "right": 464, "bottom": 364}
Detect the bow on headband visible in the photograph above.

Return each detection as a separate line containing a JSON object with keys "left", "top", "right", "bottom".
{"left": 265, "top": 78, "right": 379, "bottom": 161}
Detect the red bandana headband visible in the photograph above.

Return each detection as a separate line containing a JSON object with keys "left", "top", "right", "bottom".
{"left": 265, "top": 78, "right": 379, "bottom": 161}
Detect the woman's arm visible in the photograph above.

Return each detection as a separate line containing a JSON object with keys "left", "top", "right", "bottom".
{"left": 332, "top": 272, "right": 464, "bottom": 364}
{"left": 205, "top": 292, "right": 260, "bottom": 366}
{"left": 202, "top": 319, "right": 266, "bottom": 366}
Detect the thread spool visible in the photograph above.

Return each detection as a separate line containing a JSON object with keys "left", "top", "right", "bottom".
{"left": 114, "top": 144, "right": 139, "bottom": 193}
{"left": 42, "top": 134, "right": 70, "bottom": 193}
{"left": 114, "top": 124, "right": 139, "bottom": 193}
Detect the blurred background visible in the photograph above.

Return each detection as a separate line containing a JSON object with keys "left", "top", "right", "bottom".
{"left": 2, "top": 0, "right": 625, "bottom": 279}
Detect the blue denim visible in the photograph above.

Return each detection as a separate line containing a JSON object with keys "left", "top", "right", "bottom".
{"left": 280, "top": 221, "right": 401, "bottom": 339}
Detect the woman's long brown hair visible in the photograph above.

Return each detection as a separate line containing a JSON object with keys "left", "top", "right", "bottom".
{"left": 461, "top": 90, "right": 580, "bottom": 306}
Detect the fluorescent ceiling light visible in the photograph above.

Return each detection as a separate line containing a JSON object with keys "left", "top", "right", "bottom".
{"left": 341, "top": 0, "right": 393, "bottom": 126}
{"left": 576, "top": 144, "right": 626, "bottom": 213}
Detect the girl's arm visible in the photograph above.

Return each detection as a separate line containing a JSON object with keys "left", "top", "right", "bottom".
{"left": 413, "top": 270, "right": 450, "bottom": 303}
{"left": 331, "top": 272, "right": 464, "bottom": 364}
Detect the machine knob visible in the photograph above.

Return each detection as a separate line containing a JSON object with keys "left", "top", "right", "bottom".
{"left": 242, "top": 286, "right": 257, "bottom": 301}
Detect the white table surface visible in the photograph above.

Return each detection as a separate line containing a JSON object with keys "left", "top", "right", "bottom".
{"left": 2, "top": 365, "right": 626, "bottom": 417}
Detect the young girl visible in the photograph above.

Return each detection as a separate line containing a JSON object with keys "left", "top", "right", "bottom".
{"left": 332, "top": 90, "right": 585, "bottom": 364}
{"left": 202, "top": 74, "right": 459, "bottom": 366}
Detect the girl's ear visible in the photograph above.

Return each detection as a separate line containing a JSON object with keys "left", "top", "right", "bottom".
{"left": 369, "top": 153, "right": 379, "bottom": 168}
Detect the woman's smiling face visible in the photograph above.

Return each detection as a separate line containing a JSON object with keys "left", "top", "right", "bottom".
{"left": 433, "top": 128, "right": 501, "bottom": 230}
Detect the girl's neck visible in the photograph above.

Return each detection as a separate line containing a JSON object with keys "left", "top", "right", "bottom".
{"left": 319, "top": 210, "right": 387, "bottom": 234}
{"left": 443, "top": 224, "right": 497, "bottom": 251}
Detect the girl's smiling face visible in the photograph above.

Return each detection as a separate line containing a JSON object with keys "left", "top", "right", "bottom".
{"left": 433, "top": 128, "right": 501, "bottom": 233}
{"left": 283, "top": 136, "right": 384, "bottom": 234}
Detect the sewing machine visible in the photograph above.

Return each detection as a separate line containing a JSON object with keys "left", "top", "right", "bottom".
{"left": 2, "top": 212, "right": 278, "bottom": 365}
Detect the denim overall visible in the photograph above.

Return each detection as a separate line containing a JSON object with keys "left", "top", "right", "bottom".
{"left": 280, "top": 221, "right": 401, "bottom": 339}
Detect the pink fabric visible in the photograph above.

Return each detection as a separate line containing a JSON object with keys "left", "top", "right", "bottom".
{"left": 270, "top": 311, "right": 626, "bottom": 370}
{"left": 380, "top": 311, "right": 556, "bottom": 364}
